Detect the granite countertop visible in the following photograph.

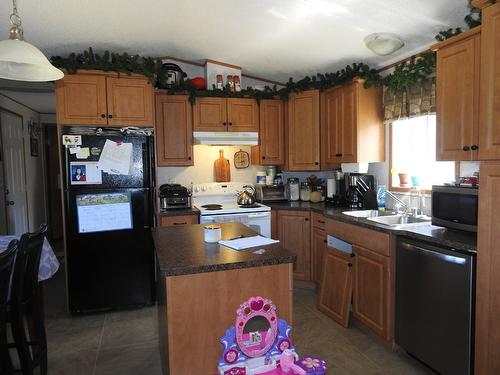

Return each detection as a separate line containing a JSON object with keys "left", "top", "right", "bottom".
{"left": 153, "top": 222, "right": 296, "bottom": 277}
{"left": 158, "top": 207, "right": 200, "bottom": 217}
{"left": 266, "top": 201, "right": 477, "bottom": 253}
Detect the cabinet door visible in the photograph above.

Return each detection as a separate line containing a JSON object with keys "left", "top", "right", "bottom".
{"left": 479, "top": 3, "right": 500, "bottom": 160}
{"left": 271, "top": 210, "right": 278, "bottom": 240}
{"left": 55, "top": 74, "right": 108, "bottom": 125}
{"left": 475, "top": 161, "right": 500, "bottom": 374}
{"left": 160, "top": 215, "right": 198, "bottom": 227}
{"left": 436, "top": 33, "right": 480, "bottom": 161}
{"left": 287, "top": 90, "right": 320, "bottom": 171}
{"left": 352, "top": 245, "right": 390, "bottom": 340}
{"left": 259, "top": 100, "right": 285, "bottom": 165}
{"left": 193, "top": 97, "right": 227, "bottom": 131}
{"left": 317, "top": 246, "right": 353, "bottom": 327}
{"left": 311, "top": 227, "right": 326, "bottom": 286}
{"left": 321, "top": 86, "right": 343, "bottom": 167}
{"left": 277, "top": 210, "right": 311, "bottom": 280}
{"left": 340, "top": 83, "right": 358, "bottom": 163}
{"left": 106, "top": 77, "right": 154, "bottom": 126}
{"left": 227, "top": 98, "right": 259, "bottom": 132}
{"left": 155, "top": 95, "right": 193, "bottom": 166}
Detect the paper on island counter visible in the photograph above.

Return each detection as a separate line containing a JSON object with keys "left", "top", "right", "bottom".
{"left": 218, "top": 236, "right": 280, "bottom": 251}
{"left": 98, "top": 139, "right": 133, "bottom": 175}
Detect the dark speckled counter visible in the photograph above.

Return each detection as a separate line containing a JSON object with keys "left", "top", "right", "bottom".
{"left": 267, "top": 201, "right": 477, "bottom": 253}
{"left": 158, "top": 207, "right": 200, "bottom": 217}
{"left": 152, "top": 222, "right": 295, "bottom": 276}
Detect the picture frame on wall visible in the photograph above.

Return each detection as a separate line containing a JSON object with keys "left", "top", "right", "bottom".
{"left": 28, "top": 119, "right": 40, "bottom": 157}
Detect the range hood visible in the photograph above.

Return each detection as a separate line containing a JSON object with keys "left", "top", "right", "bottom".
{"left": 193, "top": 131, "right": 258, "bottom": 146}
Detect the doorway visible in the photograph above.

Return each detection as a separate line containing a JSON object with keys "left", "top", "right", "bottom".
{"left": 0, "top": 109, "right": 29, "bottom": 235}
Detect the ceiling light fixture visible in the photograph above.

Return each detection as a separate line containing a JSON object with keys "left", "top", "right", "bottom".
{"left": 0, "top": 0, "right": 63, "bottom": 82}
{"left": 364, "top": 33, "right": 405, "bottom": 56}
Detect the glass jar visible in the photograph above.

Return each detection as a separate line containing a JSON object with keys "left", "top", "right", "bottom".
{"left": 287, "top": 178, "right": 300, "bottom": 201}
{"left": 315, "top": 185, "right": 326, "bottom": 202}
{"left": 300, "top": 182, "right": 311, "bottom": 201}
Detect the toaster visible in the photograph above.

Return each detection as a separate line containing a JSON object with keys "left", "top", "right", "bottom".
{"left": 159, "top": 184, "right": 191, "bottom": 210}
{"left": 255, "top": 184, "right": 288, "bottom": 202}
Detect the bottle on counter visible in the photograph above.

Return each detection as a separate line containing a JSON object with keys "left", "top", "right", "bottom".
{"left": 287, "top": 178, "right": 300, "bottom": 201}
{"left": 300, "top": 182, "right": 311, "bottom": 201}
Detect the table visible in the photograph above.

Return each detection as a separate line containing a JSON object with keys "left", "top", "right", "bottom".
{"left": 0, "top": 235, "right": 60, "bottom": 281}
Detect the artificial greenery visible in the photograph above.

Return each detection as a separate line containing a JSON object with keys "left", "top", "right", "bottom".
{"left": 51, "top": 1, "right": 489, "bottom": 102}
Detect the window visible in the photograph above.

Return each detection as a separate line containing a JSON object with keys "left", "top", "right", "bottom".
{"left": 390, "top": 114, "right": 454, "bottom": 190}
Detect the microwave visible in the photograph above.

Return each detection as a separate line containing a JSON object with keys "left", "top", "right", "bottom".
{"left": 431, "top": 185, "right": 478, "bottom": 232}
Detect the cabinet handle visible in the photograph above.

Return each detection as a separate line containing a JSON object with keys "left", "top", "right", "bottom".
{"left": 348, "top": 263, "right": 353, "bottom": 267}
{"left": 471, "top": 145, "right": 479, "bottom": 151}
{"left": 323, "top": 239, "right": 327, "bottom": 243}
{"left": 305, "top": 218, "right": 309, "bottom": 221}
{"left": 223, "top": 122, "right": 227, "bottom": 126}
{"left": 318, "top": 220, "right": 325, "bottom": 224}
{"left": 335, "top": 153, "right": 342, "bottom": 157}
{"left": 463, "top": 145, "right": 470, "bottom": 151}
{"left": 108, "top": 114, "right": 113, "bottom": 119}
{"left": 262, "top": 156, "right": 266, "bottom": 160}
{"left": 173, "top": 222, "right": 188, "bottom": 225}
{"left": 350, "top": 253, "right": 355, "bottom": 258}
{"left": 229, "top": 122, "right": 233, "bottom": 126}
{"left": 101, "top": 114, "right": 106, "bottom": 118}
{"left": 315, "top": 162, "right": 319, "bottom": 165}
{"left": 188, "top": 156, "right": 192, "bottom": 160}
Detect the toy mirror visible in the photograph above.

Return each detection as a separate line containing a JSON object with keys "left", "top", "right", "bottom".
{"left": 235, "top": 297, "right": 278, "bottom": 358}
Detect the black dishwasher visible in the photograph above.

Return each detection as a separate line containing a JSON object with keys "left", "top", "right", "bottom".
{"left": 396, "top": 238, "right": 475, "bottom": 375}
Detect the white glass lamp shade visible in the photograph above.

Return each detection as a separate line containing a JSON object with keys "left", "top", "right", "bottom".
{"left": 0, "top": 39, "right": 64, "bottom": 81}
{"left": 364, "top": 33, "right": 404, "bottom": 56}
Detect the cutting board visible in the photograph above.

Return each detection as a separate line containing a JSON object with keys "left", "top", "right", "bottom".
{"left": 214, "top": 149, "right": 230, "bottom": 182}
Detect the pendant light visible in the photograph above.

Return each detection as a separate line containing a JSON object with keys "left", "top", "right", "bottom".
{"left": 0, "top": 0, "right": 63, "bottom": 81}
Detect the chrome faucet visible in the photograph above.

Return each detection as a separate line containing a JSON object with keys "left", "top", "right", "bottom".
{"left": 383, "top": 191, "right": 410, "bottom": 215}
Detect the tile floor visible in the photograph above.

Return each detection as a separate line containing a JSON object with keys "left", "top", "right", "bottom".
{"left": 38, "top": 266, "right": 434, "bottom": 374}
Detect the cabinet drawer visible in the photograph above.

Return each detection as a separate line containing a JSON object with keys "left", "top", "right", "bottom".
{"left": 325, "top": 219, "right": 390, "bottom": 257}
{"left": 160, "top": 215, "right": 198, "bottom": 227}
{"left": 312, "top": 212, "right": 326, "bottom": 230}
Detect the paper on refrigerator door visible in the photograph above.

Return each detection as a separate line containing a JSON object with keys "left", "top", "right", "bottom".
{"left": 98, "top": 139, "right": 133, "bottom": 175}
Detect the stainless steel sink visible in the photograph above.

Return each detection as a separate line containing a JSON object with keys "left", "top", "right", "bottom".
{"left": 342, "top": 210, "right": 381, "bottom": 218}
{"left": 367, "top": 214, "right": 431, "bottom": 227}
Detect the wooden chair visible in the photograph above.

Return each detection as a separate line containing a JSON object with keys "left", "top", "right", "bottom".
{"left": 0, "top": 240, "right": 18, "bottom": 375}
{"left": 9, "top": 224, "right": 48, "bottom": 375}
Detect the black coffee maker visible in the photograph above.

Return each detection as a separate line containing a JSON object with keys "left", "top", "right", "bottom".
{"left": 343, "top": 173, "right": 377, "bottom": 209}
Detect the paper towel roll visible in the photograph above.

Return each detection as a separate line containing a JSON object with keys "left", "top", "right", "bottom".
{"left": 327, "top": 179, "right": 336, "bottom": 198}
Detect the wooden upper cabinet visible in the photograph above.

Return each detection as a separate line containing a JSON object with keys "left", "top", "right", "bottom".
{"left": 55, "top": 74, "right": 108, "bottom": 125}
{"left": 227, "top": 98, "right": 259, "bottom": 132}
{"left": 193, "top": 97, "right": 258, "bottom": 132}
{"left": 155, "top": 94, "right": 193, "bottom": 166}
{"left": 55, "top": 72, "right": 154, "bottom": 127}
{"left": 476, "top": 161, "right": 500, "bottom": 374}
{"left": 352, "top": 245, "right": 390, "bottom": 340}
{"left": 317, "top": 246, "right": 353, "bottom": 328}
{"left": 193, "top": 97, "right": 227, "bottom": 131}
{"left": 277, "top": 210, "right": 311, "bottom": 280}
{"left": 433, "top": 28, "right": 481, "bottom": 161}
{"left": 252, "top": 100, "right": 285, "bottom": 166}
{"left": 287, "top": 90, "right": 320, "bottom": 171}
{"left": 106, "top": 77, "right": 154, "bottom": 126}
{"left": 479, "top": 3, "right": 500, "bottom": 160}
{"left": 321, "top": 81, "right": 384, "bottom": 168}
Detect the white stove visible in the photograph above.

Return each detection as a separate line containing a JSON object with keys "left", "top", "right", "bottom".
{"left": 192, "top": 182, "right": 272, "bottom": 237}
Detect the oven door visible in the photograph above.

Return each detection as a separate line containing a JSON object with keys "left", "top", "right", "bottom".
{"left": 200, "top": 212, "right": 271, "bottom": 237}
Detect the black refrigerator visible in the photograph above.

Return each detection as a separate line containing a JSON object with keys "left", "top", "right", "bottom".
{"left": 61, "top": 127, "right": 156, "bottom": 314}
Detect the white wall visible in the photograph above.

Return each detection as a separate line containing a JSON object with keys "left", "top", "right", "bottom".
{"left": 0, "top": 93, "right": 47, "bottom": 231}
{"left": 157, "top": 145, "right": 266, "bottom": 186}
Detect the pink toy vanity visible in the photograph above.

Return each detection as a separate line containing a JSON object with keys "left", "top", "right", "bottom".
{"left": 217, "top": 296, "right": 327, "bottom": 375}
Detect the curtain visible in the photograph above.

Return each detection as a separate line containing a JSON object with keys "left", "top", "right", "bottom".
{"left": 383, "top": 77, "right": 435, "bottom": 122}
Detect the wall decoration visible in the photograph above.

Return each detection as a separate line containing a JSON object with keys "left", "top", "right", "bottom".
{"left": 28, "top": 119, "right": 40, "bottom": 157}
{"left": 234, "top": 149, "right": 250, "bottom": 169}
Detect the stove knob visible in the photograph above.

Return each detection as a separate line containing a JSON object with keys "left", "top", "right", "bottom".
{"left": 193, "top": 186, "right": 199, "bottom": 193}
{"left": 202, "top": 186, "right": 207, "bottom": 192}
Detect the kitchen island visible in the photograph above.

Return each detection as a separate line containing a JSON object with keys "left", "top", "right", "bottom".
{"left": 153, "top": 222, "right": 295, "bottom": 375}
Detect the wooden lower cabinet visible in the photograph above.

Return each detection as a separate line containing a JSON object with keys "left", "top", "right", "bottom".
{"left": 311, "top": 226, "right": 327, "bottom": 286}
{"left": 271, "top": 210, "right": 278, "bottom": 239}
{"left": 317, "top": 246, "right": 353, "bottom": 327}
{"left": 352, "top": 245, "right": 390, "bottom": 340}
{"left": 159, "top": 215, "right": 198, "bottom": 227}
{"left": 276, "top": 210, "right": 311, "bottom": 280}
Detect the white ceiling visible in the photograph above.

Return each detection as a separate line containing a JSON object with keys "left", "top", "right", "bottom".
{"left": 0, "top": 0, "right": 469, "bottom": 83}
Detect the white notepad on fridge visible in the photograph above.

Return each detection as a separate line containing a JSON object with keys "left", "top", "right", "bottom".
{"left": 218, "top": 236, "right": 280, "bottom": 251}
